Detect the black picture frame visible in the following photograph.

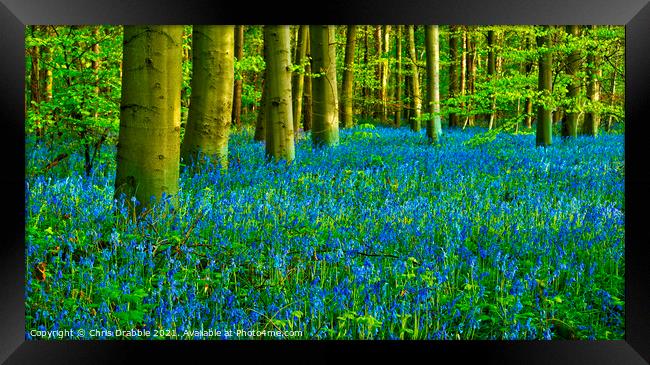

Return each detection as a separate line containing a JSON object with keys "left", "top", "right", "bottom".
{"left": 1, "top": 0, "right": 649, "bottom": 363}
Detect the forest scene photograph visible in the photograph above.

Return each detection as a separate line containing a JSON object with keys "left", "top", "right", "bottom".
{"left": 24, "top": 24, "right": 625, "bottom": 340}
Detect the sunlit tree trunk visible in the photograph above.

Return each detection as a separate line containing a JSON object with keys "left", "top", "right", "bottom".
{"left": 394, "top": 25, "right": 402, "bottom": 127}
{"left": 340, "top": 25, "right": 356, "bottom": 128}
{"left": 536, "top": 27, "right": 553, "bottom": 147}
{"left": 310, "top": 25, "right": 339, "bottom": 147}
{"left": 115, "top": 25, "right": 183, "bottom": 209}
{"left": 374, "top": 26, "right": 382, "bottom": 120}
{"left": 582, "top": 25, "right": 601, "bottom": 137}
{"left": 264, "top": 25, "right": 295, "bottom": 161}
{"left": 292, "top": 25, "right": 308, "bottom": 135}
{"left": 407, "top": 25, "right": 421, "bottom": 132}
{"left": 381, "top": 25, "right": 391, "bottom": 124}
{"left": 303, "top": 34, "right": 313, "bottom": 132}
{"left": 425, "top": 25, "right": 441, "bottom": 143}
{"left": 523, "top": 35, "right": 534, "bottom": 129}
{"left": 181, "top": 26, "right": 235, "bottom": 168}
{"left": 563, "top": 25, "right": 580, "bottom": 138}
{"left": 232, "top": 25, "right": 244, "bottom": 128}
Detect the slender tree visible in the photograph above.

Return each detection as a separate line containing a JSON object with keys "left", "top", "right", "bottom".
{"left": 232, "top": 25, "right": 244, "bottom": 128}
{"left": 582, "top": 25, "right": 601, "bottom": 136}
{"left": 381, "top": 25, "right": 391, "bottom": 124}
{"left": 394, "top": 25, "right": 403, "bottom": 127}
{"left": 407, "top": 25, "right": 422, "bottom": 132}
{"left": 536, "top": 26, "right": 553, "bottom": 146}
{"left": 263, "top": 25, "right": 295, "bottom": 161}
{"left": 115, "top": 25, "right": 184, "bottom": 208}
{"left": 448, "top": 25, "right": 460, "bottom": 128}
{"left": 292, "top": 25, "right": 308, "bottom": 135}
{"left": 310, "top": 25, "right": 339, "bottom": 147}
{"left": 340, "top": 25, "right": 357, "bottom": 128}
{"left": 487, "top": 29, "right": 497, "bottom": 129}
{"left": 181, "top": 26, "right": 235, "bottom": 168}
{"left": 303, "top": 34, "right": 313, "bottom": 132}
{"left": 425, "top": 25, "right": 442, "bottom": 143}
{"left": 563, "top": 25, "right": 581, "bottom": 138}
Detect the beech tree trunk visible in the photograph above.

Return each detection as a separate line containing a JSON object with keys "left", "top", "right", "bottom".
{"left": 264, "top": 25, "right": 295, "bottom": 162}
{"left": 425, "top": 25, "right": 442, "bottom": 143}
{"left": 181, "top": 26, "right": 235, "bottom": 168}
{"left": 563, "top": 25, "right": 580, "bottom": 138}
{"left": 115, "top": 25, "right": 184, "bottom": 209}
{"left": 310, "top": 25, "right": 339, "bottom": 147}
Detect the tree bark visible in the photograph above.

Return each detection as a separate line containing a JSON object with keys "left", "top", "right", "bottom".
{"left": 407, "top": 25, "right": 422, "bottom": 132}
{"left": 340, "top": 25, "right": 357, "bottom": 128}
{"left": 115, "top": 25, "right": 184, "bottom": 209}
{"left": 292, "top": 25, "right": 308, "bottom": 135}
{"left": 425, "top": 25, "right": 442, "bottom": 143}
{"left": 303, "top": 34, "right": 313, "bottom": 132}
{"left": 381, "top": 25, "right": 391, "bottom": 124}
{"left": 181, "top": 26, "right": 235, "bottom": 168}
{"left": 536, "top": 27, "right": 553, "bottom": 147}
{"left": 394, "top": 25, "right": 402, "bottom": 127}
{"left": 264, "top": 25, "right": 295, "bottom": 162}
{"left": 310, "top": 25, "right": 339, "bottom": 147}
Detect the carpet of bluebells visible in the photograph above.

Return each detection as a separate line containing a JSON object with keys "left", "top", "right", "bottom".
{"left": 25, "top": 125, "right": 625, "bottom": 340}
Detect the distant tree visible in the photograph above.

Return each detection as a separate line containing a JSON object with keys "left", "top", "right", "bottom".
{"left": 407, "top": 25, "right": 422, "bottom": 132}
{"left": 582, "top": 25, "right": 601, "bottom": 137}
{"left": 394, "top": 25, "right": 403, "bottom": 127}
{"left": 536, "top": 26, "right": 553, "bottom": 146}
{"left": 340, "top": 25, "right": 357, "bottom": 128}
{"left": 292, "top": 25, "right": 308, "bottom": 135}
{"left": 232, "top": 25, "right": 244, "bottom": 128}
{"left": 310, "top": 25, "right": 339, "bottom": 147}
{"left": 448, "top": 25, "right": 460, "bottom": 128}
{"left": 181, "top": 26, "right": 235, "bottom": 168}
{"left": 563, "top": 25, "right": 581, "bottom": 138}
{"left": 115, "top": 25, "right": 183, "bottom": 209}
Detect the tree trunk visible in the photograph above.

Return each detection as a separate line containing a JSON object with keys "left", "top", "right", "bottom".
{"left": 562, "top": 25, "right": 582, "bottom": 137}
{"left": 425, "top": 25, "right": 442, "bottom": 143}
{"left": 394, "top": 25, "right": 402, "bottom": 127}
{"left": 181, "top": 26, "right": 235, "bottom": 168}
{"left": 582, "top": 25, "right": 601, "bottom": 137}
{"left": 362, "top": 26, "right": 370, "bottom": 120}
{"left": 310, "top": 25, "right": 339, "bottom": 147}
{"left": 448, "top": 25, "right": 460, "bottom": 128}
{"left": 407, "top": 25, "right": 421, "bottom": 132}
{"left": 340, "top": 25, "right": 357, "bottom": 128}
{"left": 303, "top": 34, "right": 313, "bottom": 132}
{"left": 460, "top": 27, "right": 467, "bottom": 126}
{"left": 524, "top": 35, "right": 534, "bottom": 129}
{"left": 232, "top": 25, "right": 244, "bottom": 128}
{"left": 374, "top": 26, "right": 382, "bottom": 120}
{"left": 292, "top": 25, "right": 308, "bottom": 135}
{"left": 536, "top": 27, "right": 553, "bottom": 147}
{"left": 381, "top": 25, "right": 391, "bottom": 124}
{"left": 115, "top": 25, "right": 184, "bottom": 209}
{"left": 487, "top": 29, "right": 497, "bottom": 129}
{"left": 466, "top": 27, "right": 476, "bottom": 127}
{"left": 264, "top": 25, "right": 295, "bottom": 162}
